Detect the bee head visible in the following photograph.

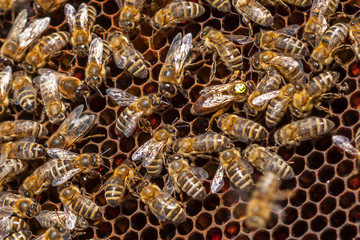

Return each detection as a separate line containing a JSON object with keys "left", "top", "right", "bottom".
{"left": 200, "top": 26, "right": 212, "bottom": 39}
{"left": 124, "top": 159, "right": 136, "bottom": 169}
{"left": 137, "top": 180, "right": 150, "bottom": 194}
{"left": 49, "top": 112, "right": 65, "bottom": 124}
{"left": 16, "top": 199, "right": 39, "bottom": 219}
{"left": 22, "top": 61, "right": 36, "bottom": 74}
{"left": 243, "top": 144, "right": 258, "bottom": 157}
{"left": 308, "top": 58, "right": 322, "bottom": 72}
{"left": 74, "top": 45, "right": 88, "bottom": 57}
{"left": 246, "top": 215, "right": 266, "bottom": 229}
{"left": 119, "top": 20, "right": 135, "bottom": 30}
{"left": 273, "top": 131, "right": 282, "bottom": 145}
{"left": 75, "top": 84, "right": 90, "bottom": 100}
{"left": 160, "top": 82, "right": 177, "bottom": 98}
{"left": 167, "top": 154, "right": 181, "bottom": 164}
{"left": 86, "top": 75, "right": 100, "bottom": 88}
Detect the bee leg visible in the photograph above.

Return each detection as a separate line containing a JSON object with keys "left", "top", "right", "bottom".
{"left": 208, "top": 104, "right": 231, "bottom": 129}
{"left": 241, "top": 15, "right": 253, "bottom": 36}
{"left": 92, "top": 25, "right": 107, "bottom": 35}
{"left": 210, "top": 53, "right": 218, "bottom": 81}
{"left": 319, "top": 93, "right": 341, "bottom": 101}
{"left": 276, "top": 0, "right": 291, "bottom": 15}
{"left": 139, "top": 118, "right": 153, "bottom": 136}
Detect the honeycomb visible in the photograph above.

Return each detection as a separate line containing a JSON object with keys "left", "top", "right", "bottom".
{"left": 0, "top": 0, "right": 360, "bottom": 239}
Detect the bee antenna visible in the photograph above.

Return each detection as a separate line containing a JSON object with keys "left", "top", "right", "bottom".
{"left": 69, "top": 55, "right": 76, "bottom": 66}
{"left": 96, "top": 87, "right": 104, "bottom": 98}
{"left": 83, "top": 95, "right": 88, "bottom": 108}
{"left": 101, "top": 163, "right": 110, "bottom": 170}
{"left": 171, "top": 117, "right": 179, "bottom": 125}
{"left": 101, "top": 148, "right": 112, "bottom": 156}
{"left": 151, "top": 28, "right": 155, "bottom": 44}
{"left": 88, "top": 225, "right": 98, "bottom": 230}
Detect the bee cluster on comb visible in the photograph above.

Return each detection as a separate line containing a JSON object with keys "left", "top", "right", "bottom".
{"left": 0, "top": 0, "right": 359, "bottom": 239}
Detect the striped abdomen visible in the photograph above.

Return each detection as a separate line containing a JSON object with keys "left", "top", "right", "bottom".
{"left": 35, "top": 32, "right": 70, "bottom": 59}
{"left": 115, "top": 46, "right": 148, "bottom": 78}
{"left": 261, "top": 155, "right": 294, "bottom": 179}
{"left": 284, "top": 0, "right": 311, "bottom": 7}
{"left": 115, "top": 106, "right": 139, "bottom": 136}
{"left": 306, "top": 71, "right": 339, "bottom": 98}
{"left": 294, "top": 117, "right": 335, "bottom": 140}
{"left": 257, "top": 71, "right": 283, "bottom": 93}
{"left": 265, "top": 96, "right": 289, "bottom": 128}
{"left": 146, "top": 156, "right": 163, "bottom": 176}
{"left": 75, "top": 5, "right": 96, "bottom": 29}
{"left": 234, "top": 0, "right": 273, "bottom": 26}
{"left": 0, "top": 159, "right": 26, "bottom": 184}
{"left": 7, "top": 216, "right": 29, "bottom": 232}
{"left": 3, "top": 142, "right": 46, "bottom": 160}
{"left": 4, "top": 230, "right": 31, "bottom": 240}
{"left": 274, "top": 35, "right": 310, "bottom": 56}
{"left": 205, "top": 0, "right": 231, "bottom": 11}
{"left": 218, "top": 40, "right": 243, "bottom": 72}
{"left": 20, "top": 161, "right": 53, "bottom": 197}
{"left": 104, "top": 176, "right": 126, "bottom": 207}
{"left": 151, "top": 197, "right": 186, "bottom": 223}
{"left": 272, "top": 56, "right": 305, "bottom": 84}
{"left": 70, "top": 194, "right": 102, "bottom": 220}
{"left": 176, "top": 170, "right": 206, "bottom": 199}
{"left": 102, "top": 40, "right": 111, "bottom": 63}
{"left": 47, "top": 160, "right": 78, "bottom": 181}
{"left": 168, "top": 2, "right": 205, "bottom": 21}
{"left": 6, "top": 120, "right": 47, "bottom": 139}
{"left": 12, "top": 74, "right": 37, "bottom": 113}
{"left": 225, "top": 161, "right": 253, "bottom": 191}
{"left": 193, "top": 132, "right": 231, "bottom": 154}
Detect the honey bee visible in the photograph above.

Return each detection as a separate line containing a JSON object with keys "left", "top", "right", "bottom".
{"left": 0, "top": 159, "right": 26, "bottom": 191}
{"left": 244, "top": 70, "right": 283, "bottom": 118}
{"left": 308, "top": 23, "right": 349, "bottom": 72}
{"left": 216, "top": 113, "right": 268, "bottom": 143}
{"left": 264, "top": 83, "right": 296, "bottom": 128}
{"left": 332, "top": 135, "right": 360, "bottom": 173}
{"left": 252, "top": 51, "right": 306, "bottom": 86}
{"left": 191, "top": 78, "right": 254, "bottom": 125}
{"left": 254, "top": 25, "right": 310, "bottom": 56}
{"left": 46, "top": 105, "right": 95, "bottom": 149}
{"left": 290, "top": 71, "right": 340, "bottom": 118}
{"left": 205, "top": 0, "right": 231, "bottom": 11}
{"left": 22, "top": 31, "right": 71, "bottom": 74}
{"left": 159, "top": 32, "right": 195, "bottom": 98}
{"left": 37, "top": 68, "right": 90, "bottom": 102}
{"left": 35, "top": 0, "right": 68, "bottom": 13}
{"left": 173, "top": 132, "right": 232, "bottom": 159}
{"left": 104, "top": 160, "right": 139, "bottom": 207}
{"left": 260, "top": 0, "right": 311, "bottom": 14}
{"left": 65, "top": 3, "right": 97, "bottom": 57}
{"left": 1, "top": 230, "right": 31, "bottom": 240}
{"left": 85, "top": 38, "right": 111, "bottom": 95}
{"left": 36, "top": 206, "right": 88, "bottom": 232}
{"left": 211, "top": 145, "right": 253, "bottom": 193}
{"left": 274, "top": 117, "right": 335, "bottom": 146}
{"left": 232, "top": 0, "right": 273, "bottom": 35}
{"left": 303, "top": 0, "right": 340, "bottom": 45}
{"left": 34, "top": 226, "right": 71, "bottom": 240}
{"left": 0, "top": 0, "right": 14, "bottom": 13}
{"left": 150, "top": 2, "right": 205, "bottom": 30}
{"left": 38, "top": 72, "right": 66, "bottom": 124}
{"left": 165, "top": 155, "right": 208, "bottom": 200}
{"left": 244, "top": 144, "right": 294, "bottom": 179}
{"left": 350, "top": 16, "right": 360, "bottom": 61}
{"left": 106, "top": 88, "right": 168, "bottom": 137}
{"left": 58, "top": 182, "right": 102, "bottom": 220}
{"left": 0, "top": 192, "right": 40, "bottom": 219}
{"left": 116, "top": 0, "right": 146, "bottom": 31}
{"left": 0, "top": 140, "right": 46, "bottom": 161}
{"left": 0, "top": 9, "right": 50, "bottom": 64}
{"left": 20, "top": 148, "right": 103, "bottom": 197}
{"left": 107, "top": 31, "right": 148, "bottom": 79}
{"left": 200, "top": 27, "right": 251, "bottom": 79}
{"left": 136, "top": 180, "right": 186, "bottom": 223}
{"left": 12, "top": 71, "right": 37, "bottom": 113}
{"left": 132, "top": 125, "right": 177, "bottom": 176}
{"left": 0, "top": 120, "right": 48, "bottom": 142}
{"left": 246, "top": 172, "right": 288, "bottom": 229}
{"left": 0, "top": 66, "right": 12, "bottom": 116}
{"left": 0, "top": 214, "right": 30, "bottom": 240}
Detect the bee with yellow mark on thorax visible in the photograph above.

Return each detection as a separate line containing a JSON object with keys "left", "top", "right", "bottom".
{"left": 12, "top": 71, "right": 37, "bottom": 113}
{"left": 0, "top": 192, "right": 40, "bottom": 219}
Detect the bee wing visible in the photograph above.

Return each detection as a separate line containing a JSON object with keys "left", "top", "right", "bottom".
{"left": 164, "top": 33, "right": 193, "bottom": 75}
{"left": 211, "top": 165, "right": 224, "bottom": 193}
{"left": 65, "top": 3, "right": 76, "bottom": 32}
{"left": 116, "top": 0, "right": 147, "bottom": 10}
{"left": 191, "top": 167, "right": 209, "bottom": 180}
{"left": 39, "top": 73, "right": 62, "bottom": 112}
{"left": 76, "top": 3, "right": 89, "bottom": 30}
{"left": 269, "top": 96, "right": 292, "bottom": 118}
{"left": 64, "top": 205, "right": 77, "bottom": 230}
{"left": 149, "top": 204, "right": 167, "bottom": 221}
{"left": 315, "top": 16, "right": 328, "bottom": 46}
{"left": 238, "top": 159, "right": 254, "bottom": 174}
{"left": 54, "top": 104, "right": 84, "bottom": 134}
{"left": 106, "top": 88, "right": 138, "bottom": 106}
{"left": 52, "top": 168, "right": 81, "bottom": 186}
{"left": 123, "top": 111, "right": 144, "bottom": 138}
{"left": 332, "top": 135, "right": 359, "bottom": 157}
{"left": 0, "top": 66, "right": 12, "bottom": 102}
{"left": 201, "top": 94, "right": 236, "bottom": 108}
{"left": 0, "top": 152, "right": 8, "bottom": 166}
{"left": 0, "top": 160, "right": 15, "bottom": 181}
{"left": 88, "top": 38, "right": 104, "bottom": 66}
{"left": 65, "top": 114, "right": 96, "bottom": 147}
{"left": 274, "top": 24, "right": 300, "bottom": 36}
{"left": 18, "top": 17, "right": 50, "bottom": 49}
{"left": 47, "top": 148, "right": 79, "bottom": 160}
{"left": 225, "top": 35, "right": 254, "bottom": 45}
{"left": 131, "top": 139, "right": 166, "bottom": 167}
{"left": 0, "top": 206, "right": 13, "bottom": 218}
{"left": 252, "top": 90, "right": 281, "bottom": 106}
{"left": 163, "top": 175, "right": 175, "bottom": 199}
{"left": 7, "top": 9, "right": 27, "bottom": 41}
{"left": 199, "top": 83, "right": 233, "bottom": 95}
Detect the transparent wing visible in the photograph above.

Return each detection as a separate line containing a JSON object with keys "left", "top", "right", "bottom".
{"left": 201, "top": 94, "right": 236, "bottom": 108}
{"left": 274, "top": 24, "right": 300, "bottom": 36}
{"left": 39, "top": 73, "right": 61, "bottom": 112}
{"left": 332, "top": 135, "right": 359, "bottom": 157}
{"left": 225, "top": 35, "right": 254, "bottom": 45}
{"left": 64, "top": 205, "right": 77, "bottom": 230}
{"left": 252, "top": 90, "right": 281, "bottom": 106}
{"left": 149, "top": 203, "right": 167, "bottom": 221}
{"left": 0, "top": 66, "right": 12, "bottom": 102}
{"left": 106, "top": 88, "right": 138, "bottom": 106}
{"left": 65, "top": 3, "right": 76, "bottom": 32}
{"left": 199, "top": 83, "right": 232, "bottom": 95}
{"left": 52, "top": 168, "right": 81, "bottom": 186}
{"left": 88, "top": 38, "right": 103, "bottom": 65}
{"left": 269, "top": 96, "right": 291, "bottom": 118}
{"left": 47, "top": 148, "right": 79, "bottom": 160}
{"left": 0, "top": 206, "right": 13, "bottom": 218}
{"left": 7, "top": 9, "right": 27, "bottom": 40}
{"left": 131, "top": 139, "right": 166, "bottom": 167}
{"left": 315, "top": 15, "right": 328, "bottom": 46}
{"left": 54, "top": 105, "right": 84, "bottom": 134}
{"left": 18, "top": 17, "right": 50, "bottom": 49}
{"left": 0, "top": 160, "right": 15, "bottom": 181}
{"left": 75, "top": 3, "right": 88, "bottom": 30}
{"left": 113, "top": 52, "right": 128, "bottom": 70}
{"left": 0, "top": 152, "right": 8, "bottom": 166}
{"left": 163, "top": 175, "right": 175, "bottom": 199}
{"left": 211, "top": 165, "right": 224, "bottom": 193}
{"left": 123, "top": 111, "right": 143, "bottom": 138}
{"left": 238, "top": 159, "right": 254, "bottom": 174}
{"left": 115, "top": 0, "right": 123, "bottom": 9}
{"left": 164, "top": 33, "right": 193, "bottom": 76}
{"left": 65, "top": 114, "right": 95, "bottom": 147}
{"left": 191, "top": 166, "right": 209, "bottom": 180}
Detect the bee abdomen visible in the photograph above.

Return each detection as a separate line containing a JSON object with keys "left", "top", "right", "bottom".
{"left": 263, "top": 157, "right": 294, "bottom": 179}
{"left": 17, "top": 86, "right": 36, "bottom": 113}
{"left": 265, "top": 97, "right": 287, "bottom": 128}
{"left": 170, "top": 2, "right": 205, "bottom": 20}
{"left": 87, "top": 5, "right": 97, "bottom": 28}
{"left": 177, "top": 171, "right": 206, "bottom": 200}
{"left": 37, "top": 32, "right": 71, "bottom": 57}
{"left": 71, "top": 197, "right": 102, "bottom": 220}
{"left": 307, "top": 71, "right": 339, "bottom": 97}
{"left": 102, "top": 40, "right": 111, "bottom": 63}
{"left": 220, "top": 42, "right": 243, "bottom": 71}
{"left": 115, "top": 107, "right": 136, "bottom": 135}
{"left": 275, "top": 35, "right": 309, "bottom": 56}
{"left": 191, "top": 94, "right": 223, "bottom": 116}
{"left": 8, "top": 216, "right": 29, "bottom": 232}
{"left": 5, "top": 230, "right": 31, "bottom": 240}
{"left": 194, "top": 133, "right": 231, "bottom": 153}
{"left": 48, "top": 160, "right": 75, "bottom": 181}
{"left": 14, "top": 142, "right": 46, "bottom": 159}
{"left": 146, "top": 157, "right": 163, "bottom": 176}
{"left": 207, "top": 0, "right": 231, "bottom": 11}
{"left": 104, "top": 177, "right": 126, "bottom": 207}
{"left": 162, "top": 198, "right": 186, "bottom": 223}
{"left": 226, "top": 162, "right": 253, "bottom": 191}
{"left": 119, "top": 47, "right": 148, "bottom": 78}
